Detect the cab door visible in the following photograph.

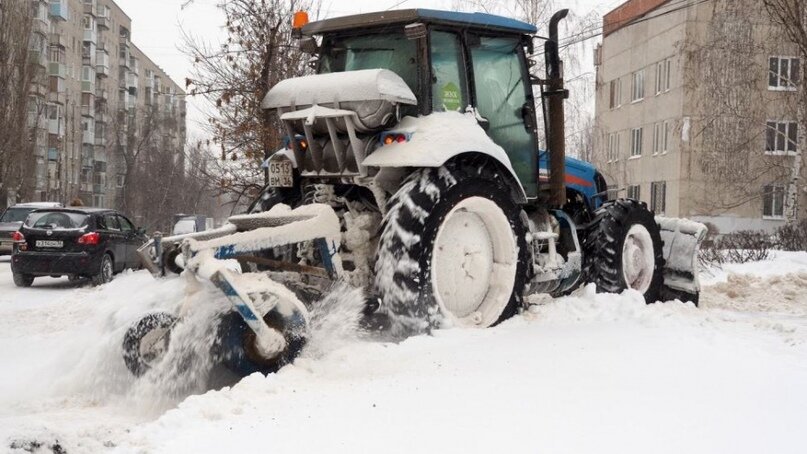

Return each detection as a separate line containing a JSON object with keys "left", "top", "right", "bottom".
{"left": 467, "top": 34, "right": 538, "bottom": 197}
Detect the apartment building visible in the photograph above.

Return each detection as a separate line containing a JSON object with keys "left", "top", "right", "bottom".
{"left": 593, "top": 0, "right": 804, "bottom": 233}
{"left": 26, "top": 0, "right": 186, "bottom": 208}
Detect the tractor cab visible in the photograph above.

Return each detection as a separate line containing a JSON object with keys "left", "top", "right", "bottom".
{"left": 265, "top": 9, "right": 551, "bottom": 199}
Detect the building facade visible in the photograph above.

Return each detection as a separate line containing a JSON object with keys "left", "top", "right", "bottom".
{"left": 593, "top": 0, "right": 804, "bottom": 234}
{"left": 26, "top": 0, "right": 186, "bottom": 208}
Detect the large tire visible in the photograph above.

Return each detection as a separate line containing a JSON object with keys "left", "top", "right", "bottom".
{"left": 123, "top": 312, "right": 178, "bottom": 376}
{"left": 91, "top": 253, "right": 114, "bottom": 286}
{"left": 583, "top": 199, "right": 664, "bottom": 303}
{"left": 374, "top": 159, "right": 530, "bottom": 337}
{"left": 13, "top": 272, "right": 34, "bottom": 288}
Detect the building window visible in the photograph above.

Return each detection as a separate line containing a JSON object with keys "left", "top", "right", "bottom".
{"left": 769, "top": 57, "right": 800, "bottom": 90}
{"left": 652, "top": 121, "right": 671, "bottom": 155}
{"left": 631, "top": 70, "right": 644, "bottom": 102}
{"left": 762, "top": 184, "right": 785, "bottom": 219}
{"left": 630, "top": 127, "right": 643, "bottom": 157}
{"left": 609, "top": 78, "right": 622, "bottom": 109}
{"left": 766, "top": 121, "right": 798, "bottom": 155}
{"left": 655, "top": 59, "right": 671, "bottom": 94}
{"left": 627, "top": 184, "right": 641, "bottom": 201}
{"left": 651, "top": 181, "right": 666, "bottom": 215}
{"left": 608, "top": 132, "right": 620, "bottom": 162}
{"left": 116, "top": 174, "right": 125, "bottom": 188}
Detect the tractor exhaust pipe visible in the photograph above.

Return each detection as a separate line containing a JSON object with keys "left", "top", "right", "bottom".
{"left": 545, "top": 9, "right": 569, "bottom": 208}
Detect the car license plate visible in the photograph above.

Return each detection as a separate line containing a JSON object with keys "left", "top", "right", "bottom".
{"left": 36, "top": 240, "right": 63, "bottom": 248}
{"left": 268, "top": 157, "right": 293, "bottom": 188}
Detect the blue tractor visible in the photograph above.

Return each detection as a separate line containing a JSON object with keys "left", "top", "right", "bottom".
{"left": 125, "top": 9, "right": 706, "bottom": 378}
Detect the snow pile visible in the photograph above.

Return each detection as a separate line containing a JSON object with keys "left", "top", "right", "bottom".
{"left": 2, "top": 253, "right": 807, "bottom": 453}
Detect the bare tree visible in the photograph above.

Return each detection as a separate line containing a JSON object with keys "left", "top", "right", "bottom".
{"left": 0, "top": 1, "right": 36, "bottom": 208}
{"left": 682, "top": 1, "right": 800, "bottom": 218}
{"left": 182, "top": 0, "right": 317, "bottom": 204}
{"left": 763, "top": 0, "right": 806, "bottom": 223}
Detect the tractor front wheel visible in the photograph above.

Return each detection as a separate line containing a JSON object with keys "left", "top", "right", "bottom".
{"left": 583, "top": 199, "right": 664, "bottom": 303}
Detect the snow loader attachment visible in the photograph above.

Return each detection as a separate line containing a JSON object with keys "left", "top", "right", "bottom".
{"left": 124, "top": 204, "right": 342, "bottom": 377}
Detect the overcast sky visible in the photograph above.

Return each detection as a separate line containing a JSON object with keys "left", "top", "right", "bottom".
{"left": 115, "top": 0, "right": 626, "bottom": 140}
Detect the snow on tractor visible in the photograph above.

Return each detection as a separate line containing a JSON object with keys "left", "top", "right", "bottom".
{"left": 123, "top": 9, "right": 706, "bottom": 378}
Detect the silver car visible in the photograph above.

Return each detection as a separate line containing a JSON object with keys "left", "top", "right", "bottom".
{"left": 0, "top": 202, "right": 63, "bottom": 255}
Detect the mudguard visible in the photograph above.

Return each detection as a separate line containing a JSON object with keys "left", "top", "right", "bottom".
{"left": 361, "top": 111, "right": 528, "bottom": 202}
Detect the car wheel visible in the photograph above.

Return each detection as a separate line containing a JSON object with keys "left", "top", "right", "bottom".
{"left": 13, "top": 273, "right": 34, "bottom": 288}
{"left": 91, "top": 254, "right": 114, "bottom": 286}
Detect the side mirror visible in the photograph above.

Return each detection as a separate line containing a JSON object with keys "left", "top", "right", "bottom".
{"left": 299, "top": 37, "right": 318, "bottom": 55}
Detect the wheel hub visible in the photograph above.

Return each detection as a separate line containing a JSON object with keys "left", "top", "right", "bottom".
{"left": 621, "top": 224, "right": 655, "bottom": 294}
{"left": 431, "top": 197, "right": 517, "bottom": 328}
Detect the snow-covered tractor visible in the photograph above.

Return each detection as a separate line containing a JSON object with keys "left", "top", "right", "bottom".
{"left": 124, "top": 9, "right": 706, "bottom": 378}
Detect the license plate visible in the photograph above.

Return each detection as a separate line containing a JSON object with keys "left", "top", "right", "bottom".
{"left": 268, "top": 157, "right": 293, "bottom": 188}
{"left": 36, "top": 240, "right": 63, "bottom": 248}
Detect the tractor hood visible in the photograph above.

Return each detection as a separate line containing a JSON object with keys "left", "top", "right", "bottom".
{"left": 262, "top": 69, "right": 417, "bottom": 134}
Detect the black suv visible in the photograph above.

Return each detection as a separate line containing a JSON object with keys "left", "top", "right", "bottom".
{"left": 10, "top": 207, "right": 148, "bottom": 287}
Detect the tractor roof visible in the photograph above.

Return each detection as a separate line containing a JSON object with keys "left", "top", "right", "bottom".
{"left": 302, "top": 9, "right": 538, "bottom": 36}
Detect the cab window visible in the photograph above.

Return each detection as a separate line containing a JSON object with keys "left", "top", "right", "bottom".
{"left": 319, "top": 32, "right": 418, "bottom": 96}
{"left": 430, "top": 31, "right": 468, "bottom": 112}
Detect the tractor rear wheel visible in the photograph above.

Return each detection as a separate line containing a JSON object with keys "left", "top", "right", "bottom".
{"left": 374, "top": 160, "right": 530, "bottom": 337}
{"left": 583, "top": 199, "right": 664, "bottom": 303}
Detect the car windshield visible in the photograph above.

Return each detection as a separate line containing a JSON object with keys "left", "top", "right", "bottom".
{"left": 319, "top": 32, "right": 418, "bottom": 95}
{"left": 0, "top": 208, "right": 34, "bottom": 223}
{"left": 25, "top": 211, "right": 89, "bottom": 230}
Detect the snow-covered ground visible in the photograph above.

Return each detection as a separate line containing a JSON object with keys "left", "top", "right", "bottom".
{"left": 1, "top": 252, "right": 807, "bottom": 453}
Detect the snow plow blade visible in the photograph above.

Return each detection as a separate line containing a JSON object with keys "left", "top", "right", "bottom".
{"left": 656, "top": 217, "right": 708, "bottom": 304}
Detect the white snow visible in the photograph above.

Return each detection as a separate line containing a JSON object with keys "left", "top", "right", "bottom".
{"left": 262, "top": 68, "right": 417, "bottom": 110}
{"left": 1, "top": 252, "right": 807, "bottom": 453}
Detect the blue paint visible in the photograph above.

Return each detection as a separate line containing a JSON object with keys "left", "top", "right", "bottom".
{"left": 538, "top": 153, "right": 606, "bottom": 210}
{"left": 235, "top": 304, "right": 259, "bottom": 321}
{"left": 215, "top": 245, "right": 236, "bottom": 259}
{"left": 416, "top": 9, "right": 537, "bottom": 34}
{"left": 315, "top": 238, "right": 336, "bottom": 278}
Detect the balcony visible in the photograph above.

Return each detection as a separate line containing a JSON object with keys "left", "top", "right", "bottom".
{"left": 48, "top": 62, "right": 66, "bottom": 79}
{"left": 49, "top": 0, "right": 69, "bottom": 21}
{"left": 49, "top": 33, "right": 67, "bottom": 48}
{"left": 97, "top": 15, "right": 109, "bottom": 30}
{"left": 82, "top": 130, "right": 94, "bottom": 145}
{"left": 96, "top": 50, "right": 109, "bottom": 77}
{"left": 84, "top": 28, "right": 97, "bottom": 45}
{"left": 96, "top": 87, "right": 108, "bottom": 102}
{"left": 83, "top": 0, "right": 97, "bottom": 16}
{"left": 82, "top": 103, "right": 95, "bottom": 117}
{"left": 93, "top": 184, "right": 104, "bottom": 194}
{"left": 82, "top": 80, "right": 95, "bottom": 94}
{"left": 94, "top": 149, "right": 107, "bottom": 162}
{"left": 33, "top": 18, "right": 50, "bottom": 37}
{"left": 48, "top": 118, "right": 63, "bottom": 136}
{"left": 47, "top": 89, "right": 66, "bottom": 105}
{"left": 48, "top": 148, "right": 59, "bottom": 161}
{"left": 29, "top": 50, "right": 48, "bottom": 69}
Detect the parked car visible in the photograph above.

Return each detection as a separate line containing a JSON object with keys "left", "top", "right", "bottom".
{"left": 10, "top": 207, "right": 148, "bottom": 287}
{"left": 0, "top": 202, "right": 63, "bottom": 256}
